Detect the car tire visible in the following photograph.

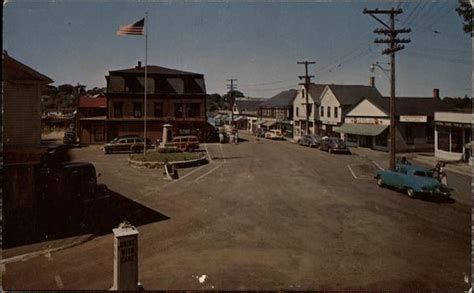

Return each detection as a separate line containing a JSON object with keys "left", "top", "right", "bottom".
{"left": 309, "top": 143, "right": 313, "bottom": 148}
{"left": 376, "top": 177, "right": 384, "bottom": 187}
{"left": 328, "top": 148, "right": 333, "bottom": 153}
{"left": 406, "top": 188, "right": 416, "bottom": 198}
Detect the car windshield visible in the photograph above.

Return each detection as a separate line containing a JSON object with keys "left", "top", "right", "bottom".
{"left": 414, "top": 171, "right": 433, "bottom": 177}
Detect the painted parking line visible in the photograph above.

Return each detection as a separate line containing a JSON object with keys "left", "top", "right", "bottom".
{"left": 372, "top": 161, "right": 384, "bottom": 170}
{"left": 165, "top": 163, "right": 208, "bottom": 186}
{"left": 193, "top": 163, "right": 224, "bottom": 183}
{"left": 347, "top": 164, "right": 358, "bottom": 179}
{"left": 347, "top": 164, "right": 376, "bottom": 180}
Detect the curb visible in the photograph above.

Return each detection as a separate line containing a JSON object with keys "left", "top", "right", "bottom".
{"left": 1, "top": 234, "right": 95, "bottom": 265}
{"left": 128, "top": 156, "right": 208, "bottom": 169}
{"left": 413, "top": 157, "right": 472, "bottom": 177}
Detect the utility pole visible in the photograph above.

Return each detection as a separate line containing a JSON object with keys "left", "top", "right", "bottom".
{"left": 363, "top": 8, "right": 410, "bottom": 170}
{"left": 226, "top": 79, "right": 237, "bottom": 127}
{"left": 297, "top": 61, "right": 315, "bottom": 135}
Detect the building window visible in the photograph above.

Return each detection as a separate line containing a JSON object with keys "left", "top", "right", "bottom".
{"left": 320, "top": 106, "right": 324, "bottom": 117}
{"left": 174, "top": 103, "right": 184, "bottom": 118}
{"left": 307, "top": 104, "right": 312, "bottom": 117}
{"left": 154, "top": 103, "right": 163, "bottom": 117}
{"left": 186, "top": 103, "right": 201, "bottom": 117}
{"left": 451, "top": 127, "right": 463, "bottom": 153}
{"left": 327, "top": 106, "right": 331, "bottom": 118}
{"left": 133, "top": 103, "right": 143, "bottom": 117}
{"left": 334, "top": 107, "right": 338, "bottom": 119}
{"left": 113, "top": 102, "right": 123, "bottom": 118}
{"left": 302, "top": 89, "right": 305, "bottom": 98}
{"left": 437, "top": 126, "right": 450, "bottom": 151}
{"left": 296, "top": 107, "right": 299, "bottom": 116}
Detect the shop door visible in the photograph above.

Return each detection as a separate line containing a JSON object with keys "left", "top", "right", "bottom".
{"left": 360, "top": 135, "right": 372, "bottom": 148}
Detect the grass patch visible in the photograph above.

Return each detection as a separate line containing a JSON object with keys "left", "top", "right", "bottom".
{"left": 130, "top": 151, "right": 203, "bottom": 162}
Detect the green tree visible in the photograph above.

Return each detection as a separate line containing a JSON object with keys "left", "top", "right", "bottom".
{"left": 456, "top": 0, "right": 473, "bottom": 35}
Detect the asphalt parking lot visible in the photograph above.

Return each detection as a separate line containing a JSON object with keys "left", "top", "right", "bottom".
{"left": 3, "top": 133, "right": 471, "bottom": 291}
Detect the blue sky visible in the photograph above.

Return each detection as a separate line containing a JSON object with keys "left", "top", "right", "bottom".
{"left": 4, "top": 1, "right": 471, "bottom": 98}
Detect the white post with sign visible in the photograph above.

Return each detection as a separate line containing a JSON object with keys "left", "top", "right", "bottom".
{"left": 111, "top": 222, "right": 139, "bottom": 291}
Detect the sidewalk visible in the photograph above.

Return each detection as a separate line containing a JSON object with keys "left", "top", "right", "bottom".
{"left": 349, "top": 147, "right": 472, "bottom": 177}
{"left": 2, "top": 234, "right": 94, "bottom": 264}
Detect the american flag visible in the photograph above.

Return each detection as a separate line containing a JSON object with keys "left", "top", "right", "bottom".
{"left": 117, "top": 18, "right": 145, "bottom": 36}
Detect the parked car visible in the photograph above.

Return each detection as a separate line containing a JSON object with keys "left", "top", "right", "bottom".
{"left": 41, "top": 162, "right": 109, "bottom": 232}
{"left": 319, "top": 137, "right": 349, "bottom": 153}
{"left": 265, "top": 129, "right": 284, "bottom": 140}
{"left": 171, "top": 135, "right": 200, "bottom": 152}
{"left": 375, "top": 164, "right": 453, "bottom": 199}
{"left": 298, "top": 134, "right": 322, "bottom": 148}
{"left": 103, "top": 135, "right": 152, "bottom": 154}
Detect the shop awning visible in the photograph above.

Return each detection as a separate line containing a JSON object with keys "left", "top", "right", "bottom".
{"left": 263, "top": 121, "right": 276, "bottom": 127}
{"left": 334, "top": 123, "right": 388, "bottom": 136}
{"left": 255, "top": 120, "right": 267, "bottom": 125}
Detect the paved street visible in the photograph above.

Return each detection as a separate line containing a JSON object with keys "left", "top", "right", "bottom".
{"left": 3, "top": 133, "right": 471, "bottom": 291}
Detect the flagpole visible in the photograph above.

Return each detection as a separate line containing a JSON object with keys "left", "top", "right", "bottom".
{"left": 144, "top": 12, "right": 148, "bottom": 158}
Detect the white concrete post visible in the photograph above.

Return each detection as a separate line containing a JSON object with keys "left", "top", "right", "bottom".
{"left": 162, "top": 124, "right": 173, "bottom": 147}
{"left": 112, "top": 222, "right": 139, "bottom": 291}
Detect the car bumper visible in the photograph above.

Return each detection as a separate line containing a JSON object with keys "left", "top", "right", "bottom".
{"left": 424, "top": 189, "right": 452, "bottom": 197}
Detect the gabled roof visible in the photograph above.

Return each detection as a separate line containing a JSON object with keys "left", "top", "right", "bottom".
{"left": 326, "top": 84, "right": 382, "bottom": 106}
{"left": 235, "top": 99, "right": 265, "bottom": 112}
{"left": 109, "top": 65, "right": 203, "bottom": 76}
{"left": 260, "top": 89, "right": 298, "bottom": 108}
{"left": 79, "top": 95, "right": 107, "bottom": 108}
{"left": 3, "top": 52, "right": 53, "bottom": 84}
{"left": 348, "top": 95, "right": 456, "bottom": 116}
{"left": 307, "top": 84, "right": 328, "bottom": 100}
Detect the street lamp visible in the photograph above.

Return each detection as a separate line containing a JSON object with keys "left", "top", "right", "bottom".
{"left": 370, "top": 62, "right": 390, "bottom": 78}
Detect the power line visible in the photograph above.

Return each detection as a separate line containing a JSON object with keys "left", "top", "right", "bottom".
{"left": 238, "top": 78, "right": 295, "bottom": 87}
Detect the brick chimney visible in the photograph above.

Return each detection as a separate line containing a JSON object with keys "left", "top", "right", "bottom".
{"left": 433, "top": 88, "right": 440, "bottom": 99}
{"left": 137, "top": 61, "right": 142, "bottom": 68}
{"left": 369, "top": 76, "right": 375, "bottom": 87}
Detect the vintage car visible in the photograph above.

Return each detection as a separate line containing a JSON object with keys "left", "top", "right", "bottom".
{"left": 104, "top": 135, "right": 152, "bottom": 154}
{"left": 265, "top": 129, "right": 284, "bottom": 140}
{"left": 319, "top": 137, "right": 350, "bottom": 153}
{"left": 375, "top": 164, "right": 452, "bottom": 198}
{"left": 170, "top": 135, "right": 200, "bottom": 151}
{"left": 298, "top": 134, "right": 322, "bottom": 148}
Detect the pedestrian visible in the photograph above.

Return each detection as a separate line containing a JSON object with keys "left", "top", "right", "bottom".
{"left": 439, "top": 162, "right": 448, "bottom": 186}
{"left": 400, "top": 156, "right": 408, "bottom": 165}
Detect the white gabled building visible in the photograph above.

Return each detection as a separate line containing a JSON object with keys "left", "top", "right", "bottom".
{"left": 293, "top": 83, "right": 327, "bottom": 140}
{"left": 318, "top": 83, "right": 382, "bottom": 136}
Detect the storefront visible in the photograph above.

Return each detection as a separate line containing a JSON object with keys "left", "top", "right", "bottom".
{"left": 335, "top": 120, "right": 389, "bottom": 151}
{"left": 434, "top": 111, "right": 472, "bottom": 163}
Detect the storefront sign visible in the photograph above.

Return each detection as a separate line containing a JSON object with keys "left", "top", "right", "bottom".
{"left": 435, "top": 121, "right": 472, "bottom": 128}
{"left": 351, "top": 118, "right": 380, "bottom": 124}
{"left": 400, "top": 115, "right": 427, "bottom": 123}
